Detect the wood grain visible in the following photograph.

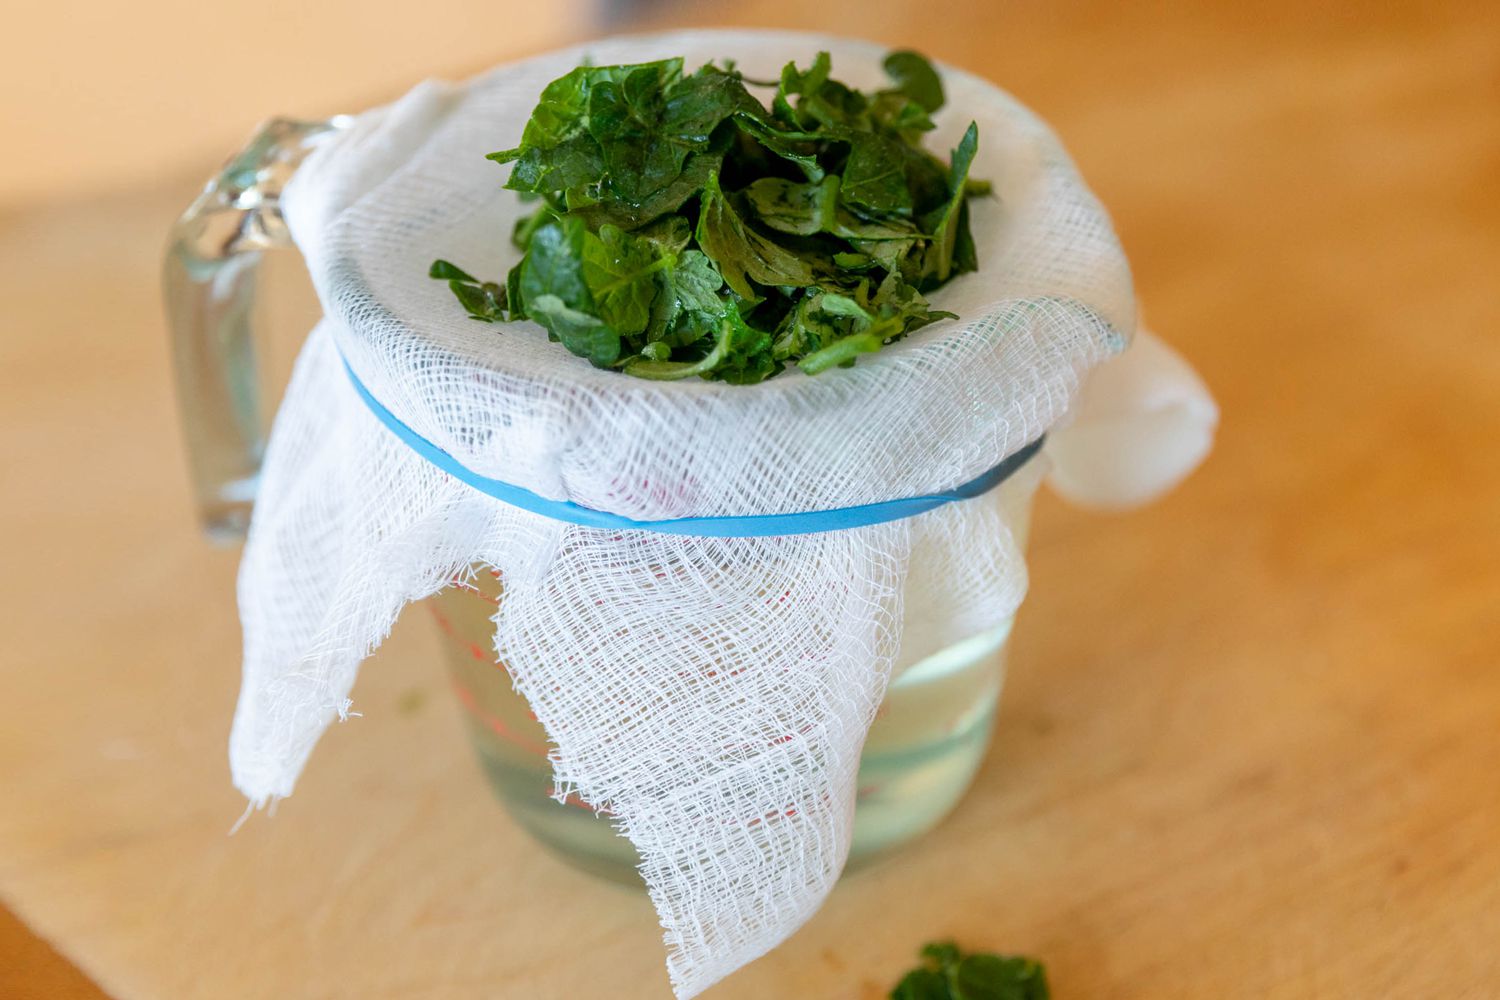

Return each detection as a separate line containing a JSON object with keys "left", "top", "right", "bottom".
{"left": 1, "top": 1, "right": 1497, "bottom": 996}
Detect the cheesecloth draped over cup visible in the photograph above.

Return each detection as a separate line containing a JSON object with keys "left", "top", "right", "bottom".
{"left": 231, "top": 29, "right": 1215, "bottom": 998}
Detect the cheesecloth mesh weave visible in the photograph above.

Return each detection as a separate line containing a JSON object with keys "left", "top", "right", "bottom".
{"left": 231, "top": 29, "right": 1148, "bottom": 997}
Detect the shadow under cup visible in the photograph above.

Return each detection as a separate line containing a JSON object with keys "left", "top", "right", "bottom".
{"left": 427, "top": 467, "right": 1038, "bottom": 886}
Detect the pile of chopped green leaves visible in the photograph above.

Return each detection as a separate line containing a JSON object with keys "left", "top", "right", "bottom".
{"left": 891, "top": 941, "right": 1049, "bottom": 1000}
{"left": 430, "top": 48, "right": 989, "bottom": 383}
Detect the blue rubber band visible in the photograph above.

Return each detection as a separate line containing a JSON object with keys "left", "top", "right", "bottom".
{"left": 342, "top": 356, "right": 1043, "bottom": 538}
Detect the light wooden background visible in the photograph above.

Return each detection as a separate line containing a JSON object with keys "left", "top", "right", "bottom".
{"left": 0, "top": 0, "right": 599, "bottom": 205}
{"left": 2, "top": 1, "right": 1497, "bottom": 997}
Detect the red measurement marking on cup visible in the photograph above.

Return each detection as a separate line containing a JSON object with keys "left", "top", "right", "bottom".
{"left": 744, "top": 805, "right": 801, "bottom": 829}
{"left": 427, "top": 605, "right": 454, "bottom": 635}
{"left": 555, "top": 789, "right": 617, "bottom": 817}
{"left": 674, "top": 665, "right": 748, "bottom": 682}
{"left": 769, "top": 724, "right": 815, "bottom": 746}
{"left": 450, "top": 578, "right": 501, "bottom": 606}
{"left": 450, "top": 679, "right": 552, "bottom": 759}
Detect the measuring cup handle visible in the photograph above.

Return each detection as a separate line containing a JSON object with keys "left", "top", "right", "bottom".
{"left": 163, "top": 116, "right": 349, "bottom": 542}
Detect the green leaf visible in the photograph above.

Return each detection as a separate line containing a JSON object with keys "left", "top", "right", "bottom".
{"left": 662, "top": 63, "right": 766, "bottom": 146}
{"left": 433, "top": 47, "right": 986, "bottom": 383}
{"left": 622, "top": 312, "right": 739, "bottom": 380}
{"left": 579, "top": 60, "right": 762, "bottom": 205}
{"left": 772, "top": 51, "right": 831, "bottom": 125}
{"left": 947, "top": 955, "right": 1049, "bottom": 1000}
{"left": 570, "top": 151, "right": 724, "bottom": 230}
{"left": 526, "top": 294, "right": 621, "bottom": 367}
{"left": 732, "top": 113, "right": 826, "bottom": 182}
{"left": 832, "top": 251, "right": 874, "bottom": 270}
{"left": 667, "top": 250, "right": 728, "bottom": 319}
{"left": 695, "top": 169, "right": 816, "bottom": 301}
{"left": 742, "top": 176, "right": 836, "bottom": 236}
{"left": 510, "top": 204, "right": 560, "bottom": 252}
{"left": 952, "top": 199, "right": 979, "bottom": 276}
{"left": 633, "top": 214, "right": 693, "bottom": 258}
{"left": 915, "top": 121, "right": 981, "bottom": 285}
{"left": 897, "top": 142, "right": 954, "bottom": 217}
{"left": 870, "top": 91, "right": 937, "bottom": 139}
{"left": 643, "top": 249, "right": 729, "bottom": 350}
{"left": 429, "top": 259, "right": 477, "bottom": 282}
{"left": 774, "top": 53, "right": 870, "bottom": 132}
{"left": 843, "top": 133, "right": 915, "bottom": 216}
{"left": 921, "top": 941, "right": 963, "bottom": 969}
{"left": 519, "top": 216, "right": 593, "bottom": 313}
{"left": 448, "top": 279, "right": 507, "bottom": 322}
{"left": 889, "top": 968, "right": 949, "bottom": 1000}
{"left": 796, "top": 330, "right": 884, "bottom": 374}
{"left": 849, "top": 235, "right": 919, "bottom": 275}
{"left": 882, "top": 50, "right": 946, "bottom": 112}
{"left": 587, "top": 62, "right": 691, "bottom": 202}
{"left": 505, "top": 261, "right": 526, "bottom": 320}
{"left": 579, "top": 224, "right": 666, "bottom": 336}
{"left": 889, "top": 941, "right": 1048, "bottom": 1000}
{"left": 497, "top": 61, "right": 679, "bottom": 194}
{"left": 746, "top": 175, "right": 922, "bottom": 241}
{"left": 430, "top": 260, "right": 509, "bottom": 321}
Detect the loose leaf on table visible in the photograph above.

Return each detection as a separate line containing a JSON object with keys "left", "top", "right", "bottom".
{"left": 949, "top": 954, "right": 1050, "bottom": 1000}
{"left": 889, "top": 941, "right": 1049, "bottom": 1000}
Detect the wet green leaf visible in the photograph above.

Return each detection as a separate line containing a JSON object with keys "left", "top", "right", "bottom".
{"left": 843, "top": 132, "right": 916, "bottom": 215}
{"left": 695, "top": 170, "right": 816, "bottom": 301}
{"left": 888, "top": 941, "right": 1049, "bottom": 1000}
{"left": 882, "top": 50, "right": 946, "bottom": 113}
{"left": 579, "top": 224, "right": 665, "bottom": 336}
{"left": 526, "top": 294, "right": 621, "bottom": 367}
{"left": 916, "top": 121, "right": 981, "bottom": 285}
{"left": 432, "top": 48, "right": 989, "bottom": 383}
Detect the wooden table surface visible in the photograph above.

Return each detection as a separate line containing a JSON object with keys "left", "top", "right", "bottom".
{"left": 2, "top": 2, "right": 1497, "bottom": 997}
